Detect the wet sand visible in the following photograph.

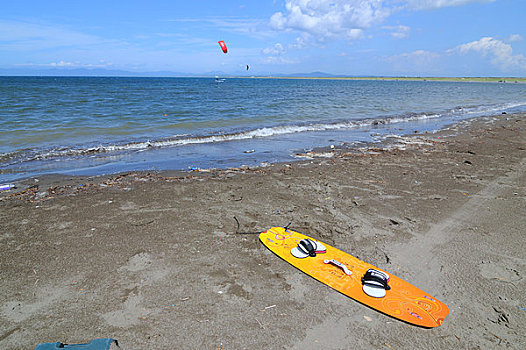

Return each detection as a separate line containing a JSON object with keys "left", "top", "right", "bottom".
{"left": 1, "top": 114, "right": 525, "bottom": 349}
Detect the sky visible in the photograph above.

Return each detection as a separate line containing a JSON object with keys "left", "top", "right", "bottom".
{"left": 1, "top": 0, "right": 525, "bottom": 76}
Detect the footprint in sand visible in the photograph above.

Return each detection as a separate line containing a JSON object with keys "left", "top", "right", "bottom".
{"left": 103, "top": 252, "right": 169, "bottom": 327}
{"left": 101, "top": 293, "right": 149, "bottom": 327}
{"left": 118, "top": 251, "right": 170, "bottom": 284}
{"left": 119, "top": 252, "right": 152, "bottom": 272}
{"left": 102, "top": 253, "right": 152, "bottom": 328}
{"left": 479, "top": 261, "right": 521, "bottom": 283}
{"left": 0, "top": 284, "right": 69, "bottom": 323}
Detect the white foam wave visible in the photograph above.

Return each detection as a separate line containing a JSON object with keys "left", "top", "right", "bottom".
{"left": 2, "top": 102, "right": 525, "bottom": 164}
{"left": 453, "top": 101, "right": 526, "bottom": 116}
{"left": 22, "top": 115, "right": 422, "bottom": 160}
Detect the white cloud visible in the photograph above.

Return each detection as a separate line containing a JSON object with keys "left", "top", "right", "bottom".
{"left": 507, "top": 34, "right": 523, "bottom": 43}
{"left": 268, "top": 0, "right": 495, "bottom": 46}
{"left": 262, "top": 43, "right": 286, "bottom": 55}
{"left": 454, "top": 37, "right": 526, "bottom": 70}
{"left": 401, "top": 50, "right": 439, "bottom": 58}
{"left": 404, "top": 0, "right": 495, "bottom": 10}
{"left": 392, "top": 50, "right": 441, "bottom": 63}
{"left": 348, "top": 28, "right": 365, "bottom": 40}
{"left": 17, "top": 60, "right": 114, "bottom": 68}
{"left": 263, "top": 56, "right": 299, "bottom": 65}
{"left": 261, "top": 42, "right": 299, "bottom": 65}
{"left": 289, "top": 36, "right": 308, "bottom": 49}
{"left": 51, "top": 61, "right": 74, "bottom": 67}
{"left": 269, "top": 0, "right": 390, "bottom": 43}
{"left": 383, "top": 25, "right": 411, "bottom": 39}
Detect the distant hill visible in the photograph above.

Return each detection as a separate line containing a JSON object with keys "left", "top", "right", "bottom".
{"left": 4, "top": 68, "right": 520, "bottom": 81}
{"left": 0, "top": 67, "right": 344, "bottom": 78}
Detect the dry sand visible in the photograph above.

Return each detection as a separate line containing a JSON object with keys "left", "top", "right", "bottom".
{"left": 1, "top": 114, "right": 525, "bottom": 349}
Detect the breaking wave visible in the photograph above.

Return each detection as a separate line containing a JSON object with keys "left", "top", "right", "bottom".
{"left": 1, "top": 100, "right": 525, "bottom": 166}
{"left": 0, "top": 113, "right": 440, "bottom": 164}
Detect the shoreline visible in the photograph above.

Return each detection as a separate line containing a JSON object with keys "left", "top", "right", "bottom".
{"left": 1, "top": 113, "right": 525, "bottom": 349}
{"left": 0, "top": 113, "right": 517, "bottom": 200}
{"left": 0, "top": 113, "right": 519, "bottom": 203}
{"left": 250, "top": 76, "right": 526, "bottom": 83}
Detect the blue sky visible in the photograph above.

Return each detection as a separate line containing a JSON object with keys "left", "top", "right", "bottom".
{"left": 1, "top": 0, "right": 525, "bottom": 76}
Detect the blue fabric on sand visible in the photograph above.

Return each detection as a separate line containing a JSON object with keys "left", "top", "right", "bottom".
{"left": 34, "top": 338, "right": 117, "bottom": 350}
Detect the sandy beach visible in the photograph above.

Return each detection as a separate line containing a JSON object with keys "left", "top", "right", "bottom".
{"left": 1, "top": 114, "right": 525, "bottom": 349}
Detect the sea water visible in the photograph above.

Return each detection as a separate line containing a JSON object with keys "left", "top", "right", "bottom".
{"left": 1, "top": 76, "right": 525, "bottom": 182}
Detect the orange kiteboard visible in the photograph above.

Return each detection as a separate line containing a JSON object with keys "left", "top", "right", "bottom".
{"left": 260, "top": 227, "right": 449, "bottom": 327}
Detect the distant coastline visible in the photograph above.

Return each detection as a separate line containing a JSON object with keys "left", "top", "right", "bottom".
{"left": 1, "top": 68, "right": 525, "bottom": 83}
{"left": 253, "top": 76, "right": 526, "bottom": 83}
{"left": 1, "top": 75, "right": 524, "bottom": 83}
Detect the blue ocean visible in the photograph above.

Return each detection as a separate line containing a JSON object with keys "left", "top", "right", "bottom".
{"left": 1, "top": 77, "right": 525, "bottom": 182}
